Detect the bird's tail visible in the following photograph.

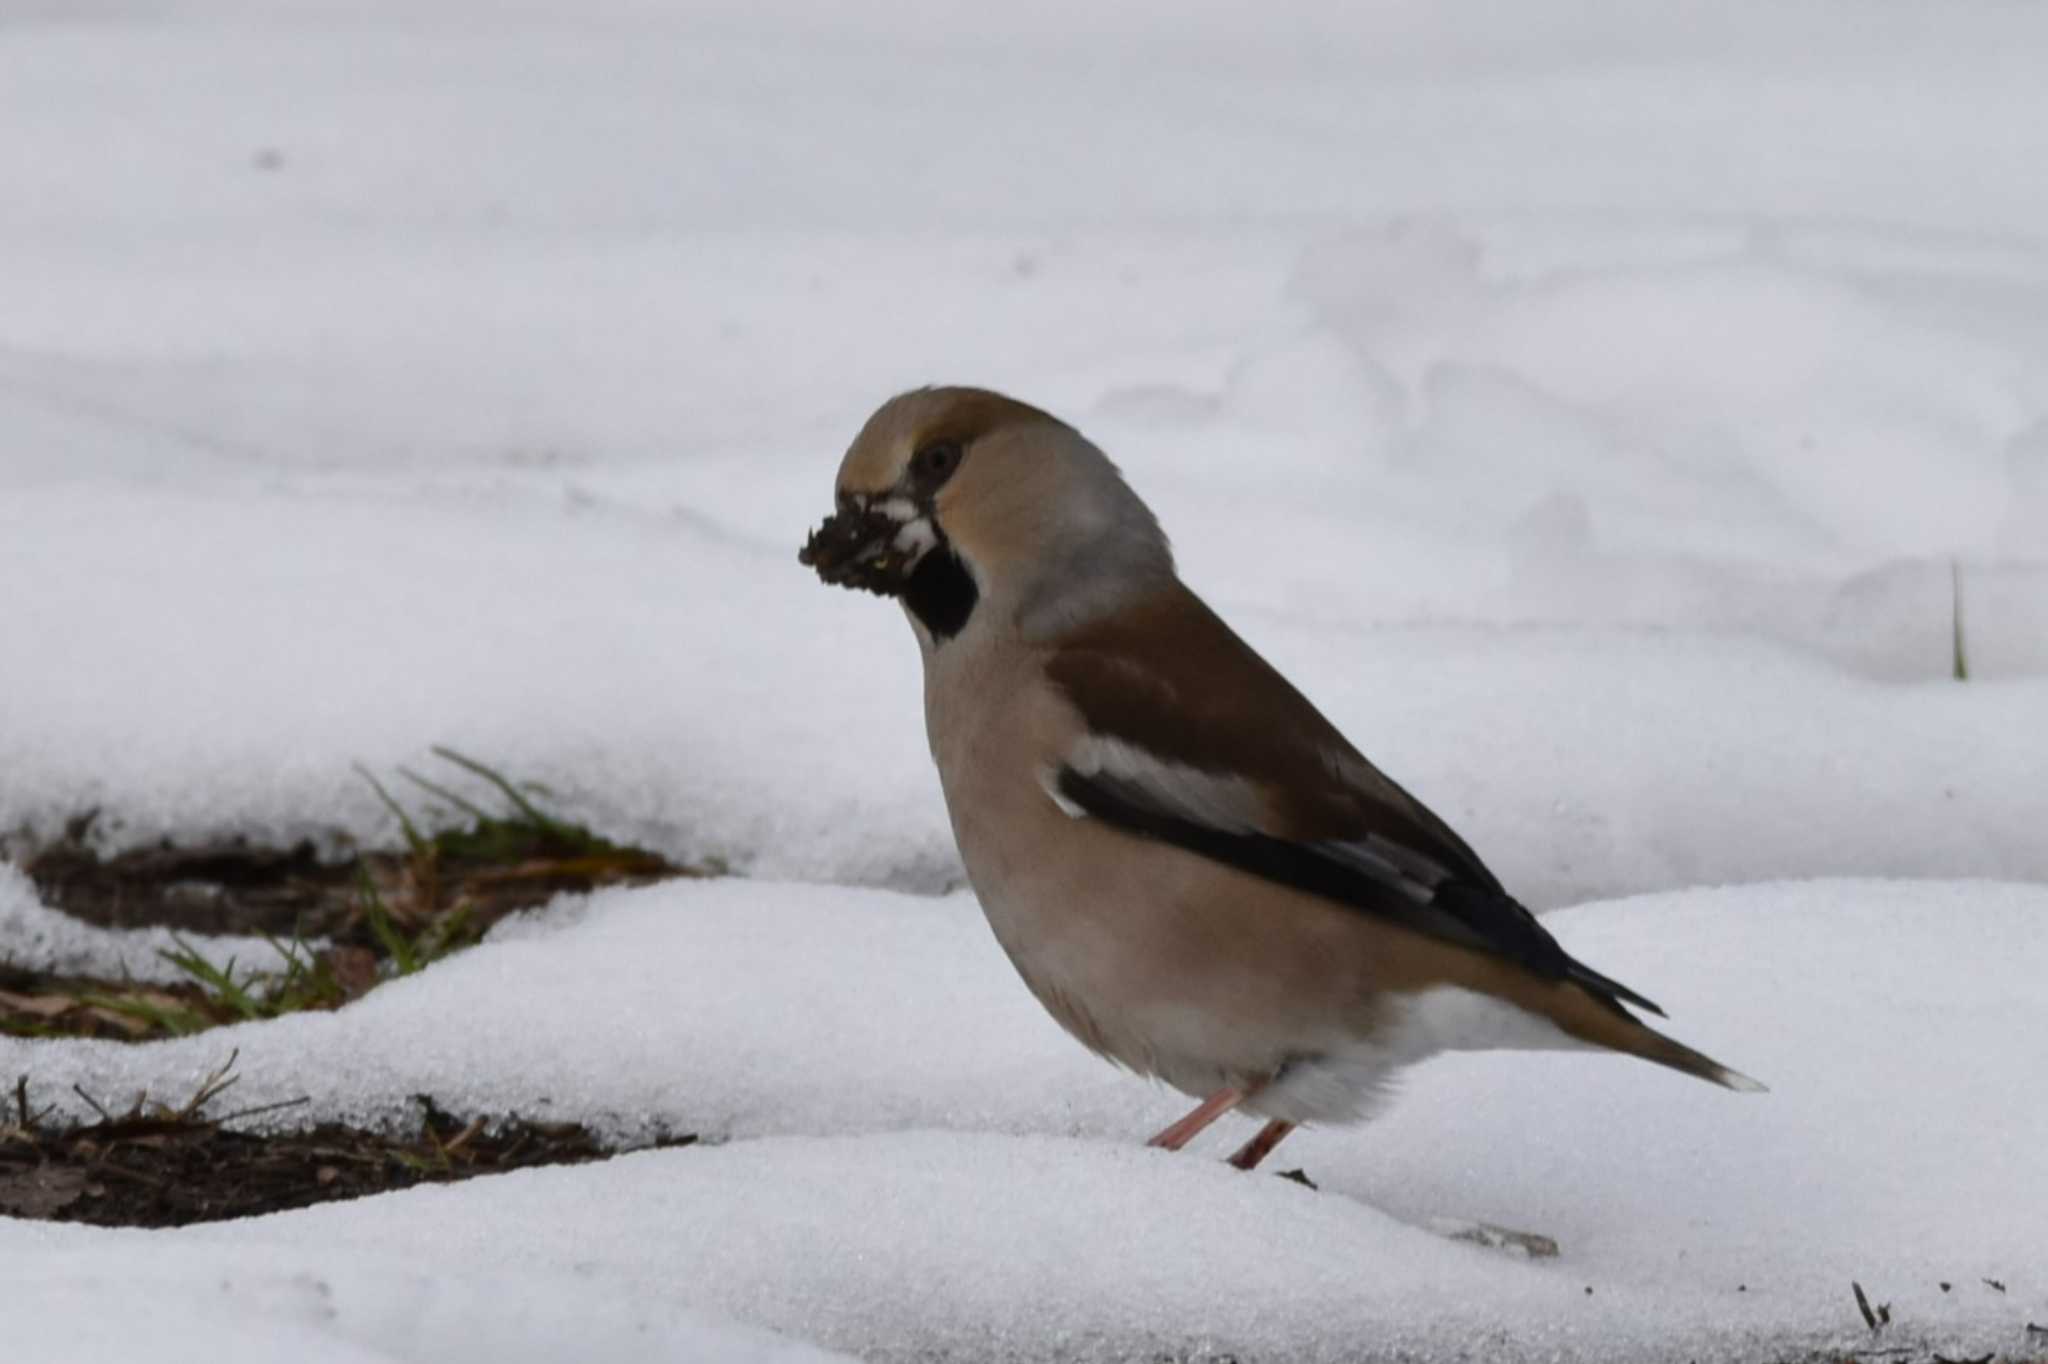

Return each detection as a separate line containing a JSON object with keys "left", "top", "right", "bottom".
{"left": 1578, "top": 1008, "right": 1767, "bottom": 1092}
{"left": 1427, "top": 933, "right": 1767, "bottom": 1093}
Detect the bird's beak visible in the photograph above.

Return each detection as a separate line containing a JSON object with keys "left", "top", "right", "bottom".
{"left": 799, "top": 495, "right": 937, "bottom": 598}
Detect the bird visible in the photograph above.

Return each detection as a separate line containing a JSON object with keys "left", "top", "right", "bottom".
{"left": 799, "top": 385, "right": 1761, "bottom": 1173}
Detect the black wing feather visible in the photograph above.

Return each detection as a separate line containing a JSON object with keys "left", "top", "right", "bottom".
{"left": 1056, "top": 765, "right": 1664, "bottom": 1020}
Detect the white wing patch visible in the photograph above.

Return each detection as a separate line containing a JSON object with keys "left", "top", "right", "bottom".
{"left": 1051, "top": 735, "right": 1449, "bottom": 906}
{"left": 1049, "top": 735, "right": 1457, "bottom": 909}
{"left": 1039, "top": 768, "right": 1087, "bottom": 819}
{"left": 1054, "top": 734, "right": 1267, "bottom": 832}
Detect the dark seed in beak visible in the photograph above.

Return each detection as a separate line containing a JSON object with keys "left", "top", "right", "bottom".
{"left": 800, "top": 505, "right": 911, "bottom": 597}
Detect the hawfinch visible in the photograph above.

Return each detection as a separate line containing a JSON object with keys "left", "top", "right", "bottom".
{"left": 801, "top": 386, "right": 1760, "bottom": 1171}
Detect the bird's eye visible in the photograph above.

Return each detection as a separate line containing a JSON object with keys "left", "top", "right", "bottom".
{"left": 912, "top": 440, "right": 962, "bottom": 482}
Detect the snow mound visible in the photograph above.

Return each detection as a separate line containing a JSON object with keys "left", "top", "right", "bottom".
{"left": 6, "top": 877, "right": 2041, "bottom": 1363}
{"left": 12, "top": 1251, "right": 850, "bottom": 1364}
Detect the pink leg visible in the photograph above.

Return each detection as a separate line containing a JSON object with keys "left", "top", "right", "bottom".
{"left": 1225, "top": 1119, "right": 1297, "bottom": 1171}
{"left": 1145, "top": 1086, "right": 1248, "bottom": 1152}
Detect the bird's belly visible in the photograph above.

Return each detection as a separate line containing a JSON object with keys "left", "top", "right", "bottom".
{"left": 950, "top": 786, "right": 1399, "bottom": 1116}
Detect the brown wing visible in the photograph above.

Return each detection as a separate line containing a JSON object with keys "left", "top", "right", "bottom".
{"left": 1045, "top": 584, "right": 1662, "bottom": 1017}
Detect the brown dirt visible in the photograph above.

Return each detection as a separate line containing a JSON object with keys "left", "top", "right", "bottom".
{"left": 6, "top": 793, "right": 700, "bottom": 1044}
{"left": 5, "top": 825, "right": 691, "bottom": 1043}
{"left": 19, "top": 814, "right": 689, "bottom": 950}
{"left": 23, "top": 822, "right": 364, "bottom": 941}
{"left": 1, "top": 768, "right": 706, "bottom": 1225}
{"left": 0, "top": 1087, "right": 693, "bottom": 1228}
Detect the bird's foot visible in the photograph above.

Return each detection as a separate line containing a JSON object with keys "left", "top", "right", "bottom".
{"left": 1145, "top": 1086, "right": 1248, "bottom": 1152}
{"left": 1225, "top": 1119, "right": 1297, "bottom": 1171}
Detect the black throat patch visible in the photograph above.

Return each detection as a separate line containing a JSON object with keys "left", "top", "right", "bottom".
{"left": 901, "top": 548, "right": 978, "bottom": 643}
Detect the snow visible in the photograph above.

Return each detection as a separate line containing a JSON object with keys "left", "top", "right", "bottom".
{"left": 4, "top": 878, "right": 2045, "bottom": 1362}
{"left": 6, "top": 481, "right": 2045, "bottom": 905}
{"left": 13, "top": 1249, "right": 852, "bottom": 1364}
{"left": 4, "top": 0, "right": 2047, "bottom": 1360}
{"left": 5, "top": 7, "right": 2048, "bottom": 902}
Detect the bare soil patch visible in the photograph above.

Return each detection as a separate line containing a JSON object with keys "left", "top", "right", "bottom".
{"left": 4, "top": 751, "right": 704, "bottom": 1042}
{"left": 0, "top": 1069, "right": 692, "bottom": 1228}
{"left": 23, "top": 823, "right": 364, "bottom": 941}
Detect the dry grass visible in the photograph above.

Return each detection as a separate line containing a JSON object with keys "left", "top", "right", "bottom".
{"left": 4, "top": 749, "right": 705, "bottom": 1042}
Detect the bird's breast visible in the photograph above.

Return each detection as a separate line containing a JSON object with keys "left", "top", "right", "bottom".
{"left": 920, "top": 640, "right": 1383, "bottom": 1099}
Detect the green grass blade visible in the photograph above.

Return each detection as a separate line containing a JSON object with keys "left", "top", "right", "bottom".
{"left": 429, "top": 746, "right": 573, "bottom": 837}
{"left": 1951, "top": 559, "right": 1969, "bottom": 683}
{"left": 355, "top": 761, "right": 430, "bottom": 857}
{"left": 76, "top": 992, "right": 210, "bottom": 1038}
{"left": 158, "top": 935, "right": 263, "bottom": 1021}
{"left": 356, "top": 866, "right": 420, "bottom": 975}
{"left": 396, "top": 766, "right": 495, "bottom": 823}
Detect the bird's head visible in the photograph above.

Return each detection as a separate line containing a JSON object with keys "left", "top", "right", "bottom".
{"left": 800, "top": 386, "right": 1172, "bottom": 646}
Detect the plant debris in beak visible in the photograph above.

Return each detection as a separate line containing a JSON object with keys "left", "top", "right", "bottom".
{"left": 799, "top": 501, "right": 924, "bottom": 597}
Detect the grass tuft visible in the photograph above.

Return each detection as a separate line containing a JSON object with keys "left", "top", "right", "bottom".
{"left": 1950, "top": 558, "right": 1970, "bottom": 683}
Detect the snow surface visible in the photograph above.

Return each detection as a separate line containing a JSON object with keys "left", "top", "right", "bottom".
{"left": 5, "top": 1, "right": 2048, "bottom": 1360}
{"left": 5, "top": 1, "right": 2048, "bottom": 902}
{"left": 7, "top": 481, "right": 2046, "bottom": 905}
{"left": 4, "top": 878, "right": 2045, "bottom": 1362}
{"left": 13, "top": 1252, "right": 852, "bottom": 1364}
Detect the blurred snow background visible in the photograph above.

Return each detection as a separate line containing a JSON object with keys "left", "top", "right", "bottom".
{"left": 5, "top": 0, "right": 2047, "bottom": 898}
{"left": 2, "top": 2, "right": 2046, "bottom": 1360}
